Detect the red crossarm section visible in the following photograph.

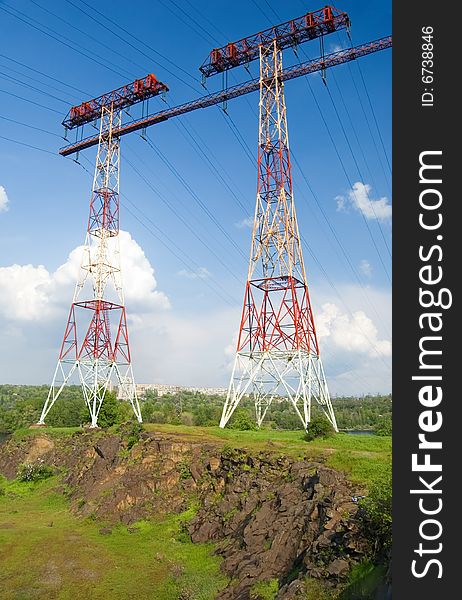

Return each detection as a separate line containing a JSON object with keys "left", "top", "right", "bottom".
{"left": 63, "top": 73, "right": 168, "bottom": 130}
{"left": 200, "top": 5, "right": 349, "bottom": 77}
{"left": 58, "top": 37, "right": 391, "bottom": 157}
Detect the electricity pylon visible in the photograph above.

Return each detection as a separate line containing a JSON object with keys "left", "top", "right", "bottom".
{"left": 38, "top": 104, "right": 141, "bottom": 427}
{"left": 220, "top": 41, "right": 338, "bottom": 431}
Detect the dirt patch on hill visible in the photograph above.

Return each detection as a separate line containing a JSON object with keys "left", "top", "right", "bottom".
{"left": 0, "top": 430, "right": 381, "bottom": 599}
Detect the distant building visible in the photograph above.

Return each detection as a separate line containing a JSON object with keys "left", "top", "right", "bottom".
{"left": 117, "top": 383, "right": 228, "bottom": 399}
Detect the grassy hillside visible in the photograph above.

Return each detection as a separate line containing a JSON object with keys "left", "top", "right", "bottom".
{"left": 0, "top": 426, "right": 391, "bottom": 599}
{"left": 0, "top": 475, "right": 227, "bottom": 600}
{"left": 10, "top": 424, "right": 391, "bottom": 488}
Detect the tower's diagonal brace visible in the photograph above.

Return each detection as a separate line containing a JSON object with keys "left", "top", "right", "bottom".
{"left": 39, "top": 103, "right": 142, "bottom": 428}
{"left": 38, "top": 360, "right": 78, "bottom": 424}
{"left": 221, "top": 351, "right": 338, "bottom": 431}
{"left": 220, "top": 39, "right": 338, "bottom": 433}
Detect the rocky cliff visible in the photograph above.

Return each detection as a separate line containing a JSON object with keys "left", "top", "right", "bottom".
{"left": 0, "top": 429, "right": 380, "bottom": 599}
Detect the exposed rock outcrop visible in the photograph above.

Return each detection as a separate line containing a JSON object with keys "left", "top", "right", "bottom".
{"left": 189, "top": 448, "right": 367, "bottom": 599}
{"left": 0, "top": 431, "right": 374, "bottom": 599}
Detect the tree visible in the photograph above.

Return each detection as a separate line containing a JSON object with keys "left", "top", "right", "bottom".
{"left": 304, "top": 415, "right": 335, "bottom": 441}
{"left": 229, "top": 408, "right": 258, "bottom": 431}
{"left": 374, "top": 416, "right": 392, "bottom": 436}
{"left": 97, "top": 391, "right": 120, "bottom": 428}
{"left": 358, "top": 468, "right": 392, "bottom": 557}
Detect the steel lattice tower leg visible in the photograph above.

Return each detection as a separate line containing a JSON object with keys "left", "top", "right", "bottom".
{"left": 220, "top": 42, "right": 338, "bottom": 432}
{"left": 38, "top": 105, "right": 141, "bottom": 428}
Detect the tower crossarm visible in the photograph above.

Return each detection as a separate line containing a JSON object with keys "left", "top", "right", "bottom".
{"left": 63, "top": 73, "right": 169, "bottom": 130}
{"left": 199, "top": 5, "right": 350, "bottom": 78}
{"left": 59, "top": 37, "right": 391, "bottom": 157}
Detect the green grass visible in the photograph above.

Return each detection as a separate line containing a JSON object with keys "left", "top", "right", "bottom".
{"left": 0, "top": 426, "right": 391, "bottom": 598}
{"left": 0, "top": 476, "right": 228, "bottom": 600}
{"left": 143, "top": 424, "right": 391, "bottom": 488}
{"left": 250, "top": 578, "right": 279, "bottom": 599}
{"left": 11, "top": 426, "right": 84, "bottom": 440}
{"left": 10, "top": 423, "right": 391, "bottom": 488}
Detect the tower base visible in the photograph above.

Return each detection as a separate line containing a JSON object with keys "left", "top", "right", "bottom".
{"left": 220, "top": 350, "right": 338, "bottom": 431}
{"left": 38, "top": 360, "right": 142, "bottom": 428}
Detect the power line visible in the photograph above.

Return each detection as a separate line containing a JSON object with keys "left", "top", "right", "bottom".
{"left": 336, "top": 34, "right": 392, "bottom": 195}
{"left": 28, "top": 0, "right": 148, "bottom": 78}
{"left": 297, "top": 68, "right": 391, "bottom": 284}
{"left": 0, "top": 62, "right": 80, "bottom": 102}
{"left": 0, "top": 2, "right": 132, "bottom": 81}
{"left": 323, "top": 83, "right": 391, "bottom": 259}
{"left": 0, "top": 70, "right": 70, "bottom": 105}
{"left": 64, "top": 0, "right": 202, "bottom": 92}
{"left": 123, "top": 147, "right": 245, "bottom": 285}
{"left": 329, "top": 69, "right": 389, "bottom": 208}
{"left": 141, "top": 134, "right": 247, "bottom": 260}
{"left": 124, "top": 200, "right": 238, "bottom": 307}
{"left": 0, "top": 88, "right": 62, "bottom": 114}
{"left": 0, "top": 134, "right": 57, "bottom": 155}
{"left": 182, "top": 0, "right": 230, "bottom": 42}
{"left": 0, "top": 52, "right": 90, "bottom": 97}
{"left": 158, "top": 0, "right": 219, "bottom": 47}
{"left": 172, "top": 115, "right": 248, "bottom": 216}
{"left": 354, "top": 58, "right": 392, "bottom": 176}
{"left": 0, "top": 114, "right": 63, "bottom": 138}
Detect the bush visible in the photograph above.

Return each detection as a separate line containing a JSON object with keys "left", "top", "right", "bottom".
{"left": 17, "top": 461, "right": 54, "bottom": 482}
{"left": 358, "top": 468, "right": 392, "bottom": 557}
{"left": 147, "top": 410, "right": 167, "bottom": 424}
{"left": 305, "top": 415, "right": 335, "bottom": 441}
{"left": 374, "top": 416, "right": 392, "bottom": 436}
{"left": 180, "top": 412, "right": 194, "bottom": 426}
{"left": 116, "top": 421, "right": 144, "bottom": 450}
{"left": 229, "top": 409, "right": 258, "bottom": 431}
{"left": 250, "top": 578, "right": 279, "bottom": 600}
{"left": 340, "top": 560, "right": 387, "bottom": 600}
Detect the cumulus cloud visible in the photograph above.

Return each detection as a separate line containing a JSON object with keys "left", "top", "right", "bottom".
{"left": 177, "top": 267, "right": 211, "bottom": 280}
{"left": 0, "top": 186, "right": 9, "bottom": 213}
{"left": 359, "top": 259, "right": 372, "bottom": 277}
{"left": 0, "top": 230, "right": 169, "bottom": 322}
{"left": 0, "top": 226, "right": 391, "bottom": 395}
{"left": 336, "top": 182, "right": 392, "bottom": 221}
{"left": 235, "top": 216, "right": 254, "bottom": 228}
{"left": 316, "top": 302, "right": 391, "bottom": 358}
{"left": 0, "top": 264, "right": 52, "bottom": 320}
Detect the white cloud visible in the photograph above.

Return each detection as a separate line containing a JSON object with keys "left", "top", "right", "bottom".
{"left": 129, "top": 306, "right": 241, "bottom": 388}
{"left": 0, "top": 186, "right": 9, "bottom": 213}
{"left": 316, "top": 302, "right": 391, "bottom": 358}
{"left": 177, "top": 267, "right": 211, "bottom": 280}
{"left": 336, "top": 195, "right": 347, "bottom": 212}
{"left": 359, "top": 259, "right": 372, "bottom": 277}
{"left": 235, "top": 216, "right": 253, "bottom": 228}
{"left": 0, "top": 227, "right": 391, "bottom": 395}
{"left": 0, "top": 264, "right": 53, "bottom": 320}
{"left": 336, "top": 182, "right": 392, "bottom": 221}
{"left": 329, "top": 43, "right": 344, "bottom": 53}
{"left": 0, "top": 230, "right": 169, "bottom": 322}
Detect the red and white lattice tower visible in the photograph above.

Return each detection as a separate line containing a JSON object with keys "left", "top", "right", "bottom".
{"left": 38, "top": 104, "right": 141, "bottom": 427}
{"left": 220, "top": 41, "right": 338, "bottom": 431}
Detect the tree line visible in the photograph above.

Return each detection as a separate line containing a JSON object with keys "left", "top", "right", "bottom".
{"left": 0, "top": 385, "right": 391, "bottom": 434}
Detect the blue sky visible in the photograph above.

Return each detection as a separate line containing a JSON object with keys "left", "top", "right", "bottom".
{"left": 0, "top": 0, "right": 392, "bottom": 394}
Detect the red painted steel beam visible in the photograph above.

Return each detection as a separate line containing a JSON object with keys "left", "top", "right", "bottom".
{"left": 63, "top": 73, "right": 169, "bottom": 130}
{"left": 200, "top": 5, "right": 349, "bottom": 78}
{"left": 59, "top": 37, "right": 391, "bottom": 157}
